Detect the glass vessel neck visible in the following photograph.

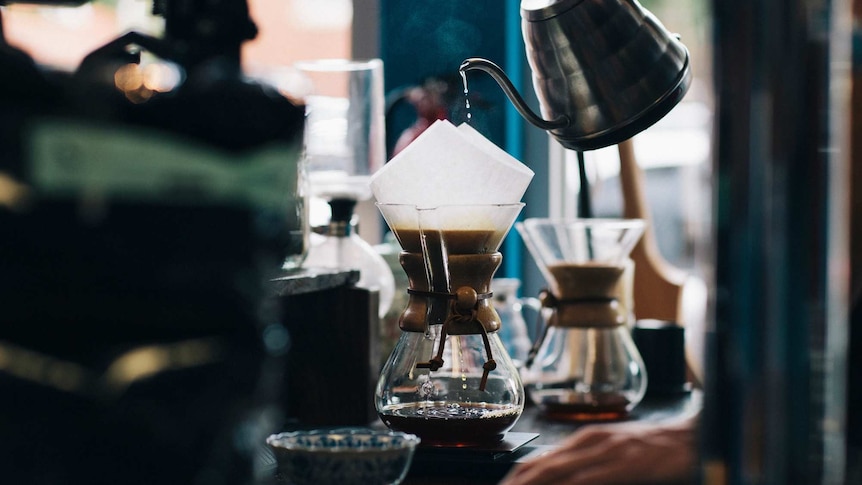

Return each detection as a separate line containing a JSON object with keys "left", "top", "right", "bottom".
{"left": 326, "top": 197, "right": 357, "bottom": 237}
{"left": 327, "top": 219, "right": 353, "bottom": 237}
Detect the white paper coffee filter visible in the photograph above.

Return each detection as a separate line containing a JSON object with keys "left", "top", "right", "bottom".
{"left": 370, "top": 120, "right": 533, "bottom": 207}
{"left": 455, "top": 122, "right": 534, "bottom": 179}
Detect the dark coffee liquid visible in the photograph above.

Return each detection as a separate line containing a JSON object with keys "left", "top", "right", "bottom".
{"left": 392, "top": 228, "right": 500, "bottom": 255}
{"left": 527, "top": 382, "right": 632, "bottom": 421}
{"left": 378, "top": 401, "right": 521, "bottom": 447}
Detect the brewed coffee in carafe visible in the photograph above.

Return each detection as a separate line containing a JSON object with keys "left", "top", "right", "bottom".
{"left": 517, "top": 218, "right": 648, "bottom": 421}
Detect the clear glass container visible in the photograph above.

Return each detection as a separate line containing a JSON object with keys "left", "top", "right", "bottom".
{"left": 491, "top": 278, "right": 540, "bottom": 369}
{"left": 303, "top": 199, "right": 394, "bottom": 318}
{"left": 295, "top": 59, "right": 385, "bottom": 203}
{"left": 516, "top": 218, "right": 648, "bottom": 421}
{"left": 374, "top": 203, "right": 526, "bottom": 446}
{"left": 527, "top": 325, "right": 646, "bottom": 421}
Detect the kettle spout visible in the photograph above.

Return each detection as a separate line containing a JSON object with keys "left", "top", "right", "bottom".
{"left": 459, "top": 57, "right": 569, "bottom": 131}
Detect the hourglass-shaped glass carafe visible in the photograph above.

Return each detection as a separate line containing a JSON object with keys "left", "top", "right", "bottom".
{"left": 517, "top": 218, "right": 648, "bottom": 421}
{"left": 374, "top": 203, "right": 525, "bottom": 447}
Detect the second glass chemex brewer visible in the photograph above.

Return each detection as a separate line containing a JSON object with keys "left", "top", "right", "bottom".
{"left": 369, "top": 120, "right": 534, "bottom": 447}
{"left": 517, "top": 218, "right": 648, "bottom": 421}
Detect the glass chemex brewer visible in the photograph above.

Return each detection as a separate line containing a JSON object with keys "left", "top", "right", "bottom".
{"left": 517, "top": 218, "right": 648, "bottom": 421}
{"left": 369, "top": 120, "right": 534, "bottom": 447}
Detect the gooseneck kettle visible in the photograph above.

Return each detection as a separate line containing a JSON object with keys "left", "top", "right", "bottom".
{"left": 460, "top": 0, "right": 691, "bottom": 151}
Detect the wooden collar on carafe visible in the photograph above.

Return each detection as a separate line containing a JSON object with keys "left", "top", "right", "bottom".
{"left": 524, "top": 288, "right": 624, "bottom": 369}
{"left": 409, "top": 286, "right": 498, "bottom": 392}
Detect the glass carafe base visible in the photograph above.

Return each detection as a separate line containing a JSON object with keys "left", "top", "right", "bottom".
{"left": 526, "top": 382, "right": 635, "bottom": 421}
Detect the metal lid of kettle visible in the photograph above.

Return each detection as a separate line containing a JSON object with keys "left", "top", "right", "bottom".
{"left": 461, "top": 0, "right": 691, "bottom": 152}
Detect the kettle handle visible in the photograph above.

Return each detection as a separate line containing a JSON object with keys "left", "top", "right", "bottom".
{"left": 459, "top": 57, "right": 570, "bottom": 131}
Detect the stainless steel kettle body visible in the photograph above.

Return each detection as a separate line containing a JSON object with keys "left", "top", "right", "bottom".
{"left": 461, "top": 0, "right": 691, "bottom": 151}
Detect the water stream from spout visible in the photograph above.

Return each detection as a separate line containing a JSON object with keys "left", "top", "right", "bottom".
{"left": 460, "top": 70, "right": 472, "bottom": 123}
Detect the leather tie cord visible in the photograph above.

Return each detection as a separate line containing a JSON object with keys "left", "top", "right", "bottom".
{"left": 411, "top": 287, "right": 496, "bottom": 391}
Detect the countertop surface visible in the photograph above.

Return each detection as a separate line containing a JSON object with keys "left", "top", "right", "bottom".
{"left": 403, "top": 391, "right": 701, "bottom": 485}
{"left": 260, "top": 387, "right": 700, "bottom": 485}
{"left": 271, "top": 268, "right": 360, "bottom": 296}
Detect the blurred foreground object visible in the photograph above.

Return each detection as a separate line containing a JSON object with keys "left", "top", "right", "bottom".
{"left": 0, "top": 0, "right": 305, "bottom": 483}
